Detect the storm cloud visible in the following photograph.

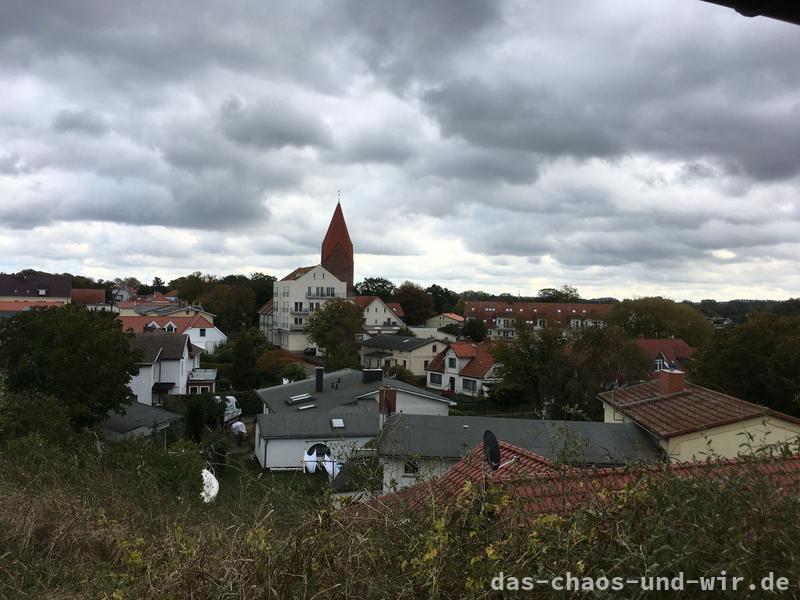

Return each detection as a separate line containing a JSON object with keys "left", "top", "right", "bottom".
{"left": 1, "top": 0, "right": 799, "bottom": 299}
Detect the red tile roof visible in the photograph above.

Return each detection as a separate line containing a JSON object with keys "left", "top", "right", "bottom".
{"left": 372, "top": 441, "right": 564, "bottom": 512}
{"left": 426, "top": 348, "right": 446, "bottom": 373}
{"left": 599, "top": 379, "right": 800, "bottom": 438}
{"left": 449, "top": 341, "right": 478, "bottom": 358}
{"left": 459, "top": 343, "right": 496, "bottom": 379}
{"left": 70, "top": 288, "right": 106, "bottom": 305}
{"left": 258, "top": 299, "right": 273, "bottom": 315}
{"left": 118, "top": 314, "right": 214, "bottom": 334}
{"left": 0, "top": 300, "right": 65, "bottom": 312}
{"left": 439, "top": 312, "right": 464, "bottom": 322}
{"left": 385, "top": 302, "right": 404, "bottom": 318}
{"left": 635, "top": 338, "right": 695, "bottom": 363}
{"left": 281, "top": 266, "right": 316, "bottom": 281}
{"left": 465, "top": 301, "right": 612, "bottom": 328}
{"left": 352, "top": 295, "right": 378, "bottom": 309}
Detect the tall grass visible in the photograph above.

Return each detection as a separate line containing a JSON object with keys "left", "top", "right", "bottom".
{"left": 1, "top": 433, "right": 799, "bottom": 598}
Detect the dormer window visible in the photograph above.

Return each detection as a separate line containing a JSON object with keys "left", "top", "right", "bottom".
{"left": 37, "top": 288, "right": 48, "bottom": 296}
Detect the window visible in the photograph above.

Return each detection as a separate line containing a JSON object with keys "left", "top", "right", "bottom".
{"left": 424, "top": 360, "right": 429, "bottom": 369}
{"left": 448, "top": 357, "right": 457, "bottom": 368}
{"left": 199, "top": 328, "right": 206, "bottom": 337}
{"left": 403, "top": 461, "right": 419, "bottom": 475}
{"left": 430, "top": 373, "right": 442, "bottom": 385}
{"left": 37, "top": 288, "right": 47, "bottom": 296}
{"left": 432, "top": 345, "right": 437, "bottom": 352}
{"left": 402, "top": 360, "right": 407, "bottom": 368}
{"left": 165, "top": 324, "right": 176, "bottom": 333}
{"left": 463, "top": 379, "right": 477, "bottom": 392}
{"left": 331, "top": 418, "right": 345, "bottom": 429}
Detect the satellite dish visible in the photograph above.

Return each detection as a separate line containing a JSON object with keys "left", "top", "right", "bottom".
{"left": 483, "top": 430, "right": 501, "bottom": 471}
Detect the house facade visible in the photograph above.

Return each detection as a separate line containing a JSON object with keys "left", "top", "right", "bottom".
{"left": 425, "top": 341, "right": 499, "bottom": 397}
{"left": 635, "top": 338, "right": 696, "bottom": 372}
{"left": 268, "top": 265, "right": 348, "bottom": 351}
{"left": 599, "top": 370, "right": 800, "bottom": 462}
{"left": 464, "top": 301, "right": 612, "bottom": 340}
{"left": 354, "top": 296, "right": 406, "bottom": 335}
{"left": 425, "top": 312, "right": 464, "bottom": 329}
{"left": 359, "top": 334, "right": 442, "bottom": 376}
{"left": 118, "top": 314, "right": 227, "bottom": 352}
{"left": 0, "top": 272, "right": 71, "bottom": 303}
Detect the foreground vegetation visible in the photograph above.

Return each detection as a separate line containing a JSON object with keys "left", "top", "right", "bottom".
{"left": 2, "top": 423, "right": 799, "bottom": 598}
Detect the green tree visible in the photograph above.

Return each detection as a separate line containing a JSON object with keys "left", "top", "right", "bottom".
{"left": 463, "top": 318, "right": 487, "bottom": 342}
{"left": 169, "top": 272, "right": 209, "bottom": 304}
{"left": 354, "top": 277, "right": 396, "bottom": 300}
{"left": 199, "top": 284, "right": 257, "bottom": 334}
{"left": 565, "top": 325, "right": 651, "bottom": 419}
{"left": 304, "top": 298, "right": 364, "bottom": 370}
{"left": 691, "top": 313, "right": 800, "bottom": 417}
{"left": 426, "top": 284, "right": 460, "bottom": 314}
{"left": 490, "top": 321, "right": 572, "bottom": 418}
{"left": 257, "top": 349, "right": 304, "bottom": 384}
{"left": 607, "top": 297, "right": 713, "bottom": 347}
{"left": 537, "top": 285, "right": 581, "bottom": 303}
{"left": 231, "top": 332, "right": 260, "bottom": 390}
{"left": 394, "top": 326, "right": 415, "bottom": 337}
{"left": 0, "top": 305, "right": 140, "bottom": 428}
{"left": 249, "top": 272, "right": 276, "bottom": 306}
{"left": 386, "top": 365, "right": 416, "bottom": 384}
{"left": 151, "top": 276, "right": 166, "bottom": 293}
{"left": 393, "top": 281, "right": 435, "bottom": 326}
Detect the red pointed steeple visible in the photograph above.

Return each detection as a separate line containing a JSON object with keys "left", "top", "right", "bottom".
{"left": 321, "top": 202, "right": 354, "bottom": 294}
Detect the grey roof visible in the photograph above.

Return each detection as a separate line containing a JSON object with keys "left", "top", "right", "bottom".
{"left": 330, "top": 450, "right": 382, "bottom": 493}
{"left": 360, "top": 334, "right": 436, "bottom": 352}
{"left": 377, "top": 414, "right": 663, "bottom": 466}
{"left": 103, "top": 401, "right": 181, "bottom": 434}
{"left": 129, "top": 333, "right": 188, "bottom": 363}
{"left": 257, "top": 410, "right": 379, "bottom": 440}
{"left": 256, "top": 368, "right": 452, "bottom": 414}
{"left": 0, "top": 272, "right": 71, "bottom": 298}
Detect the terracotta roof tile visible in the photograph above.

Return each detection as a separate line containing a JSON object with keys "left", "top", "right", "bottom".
{"left": 385, "top": 302, "right": 404, "bottom": 318}
{"left": 459, "top": 343, "right": 496, "bottom": 379}
{"left": 635, "top": 338, "right": 695, "bottom": 363}
{"left": 352, "top": 295, "right": 378, "bottom": 309}
{"left": 0, "top": 300, "right": 65, "bottom": 312}
{"left": 464, "top": 301, "right": 612, "bottom": 327}
{"left": 118, "top": 314, "right": 214, "bottom": 334}
{"left": 70, "top": 288, "right": 106, "bottom": 305}
{"left": 599, "top": 380, "right": 800, "bottom": 438}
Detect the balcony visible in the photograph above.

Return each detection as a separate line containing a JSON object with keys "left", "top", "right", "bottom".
{"left": 291, "top": 308, "right": 310, "bottom": 315}
{"left": 305, "top": 292, "right": 341, "bottom": 299}
{"left": 289, "top": 323, "right": 306, "bottom": 331}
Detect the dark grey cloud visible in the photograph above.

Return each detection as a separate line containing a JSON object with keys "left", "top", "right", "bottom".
{"left": 217, "top": 96, "right": 332, "bottom": 150}
{"left": 52, "top": 108, "right": 109, "bottom": 136}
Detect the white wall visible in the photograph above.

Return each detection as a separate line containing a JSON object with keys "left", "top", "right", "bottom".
{"left": 187, "top": 326, "right": 227, "bottom": 352}
{"left": 254, "top": 427, "right": 373, "bottom": 470}
{"left": 381, "top": 457, "right": 454, "bottom": 492}
{"left": 129, "top": 364, "right": 154, "bottom": 405}
{"left": 270, "top": 265, "right": 347, "bottom": 351}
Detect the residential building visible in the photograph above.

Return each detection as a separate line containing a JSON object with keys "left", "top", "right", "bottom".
{"left": 128, "top": 333, "right": 195, "bottom": 405}
{"left": 372, "top": 441, "right": 800, "bottom": 518}
{"left": 425, "top": 312, "right": 464, "bottom": 329}
{"left": 426, "top": 341, "right": 499, "bottom": 396}
{"left": 0, "top": 300, "right": 64, "bottom": 319}
{"left": 464, "top": 301, "right": 613, "bottom": 339}
{"left": 103, "top": 401, "right": 182, "bottom": 441}
{"left": 267, "top": 203, "right": 358, "bottom": 351}
{"left": 635, "top": 337, "right": 696, "bottom": 372}
{"left": 111, "top": 285, "right": 137, "bottom": 302}
{"left": 118, "top": 314, "right": 227, "bottom": 351}
{"left": 359, "top": 334, "right": 442, "bottom": 376}
{"left": 376, "top": 413, "right": 662, "bottom": 491}
{"left": 268, "top": 265, "right": 347, "bottom": 351}
{"left": 70, "top": 288, "right": 107, "bottom": 305}
{"left": 0, "top": 272, "right": 71, "bottom": 303}
{"left": 599, "top": 370, "right": 800, "bottom": 462}
{"left": 257, "top": 299, "right": 273, "bottom": 339}
{"left": 354, "top": 296, "right": 406, "bottom": 334}
{"left": 254, "top": 368, "right": 455, "bottom": 470}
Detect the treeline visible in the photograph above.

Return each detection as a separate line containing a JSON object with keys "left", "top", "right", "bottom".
{"left": 691, "top": 298, "right": 800, "bottom": 323}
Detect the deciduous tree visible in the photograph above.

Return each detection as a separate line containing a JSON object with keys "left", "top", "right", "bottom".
{"left": 393, "top": 281, "right": 434, "bottom": 326}
{"left": 199, "top": 284, "right": 256, "bottom": 334}
{"left": 607, "top": 297, "right": 713, "bottom": 347}
{"left": 463, "top": 318, "right": 487, "bottom": 342}
{"left": 0, "top": 305, "right": 140, "bottom": 428}
{"left": 304, "top": 298, "right": 365, "bottom": 370}
{"left": 354, "top": 277, "right": 396, "bottom": 300}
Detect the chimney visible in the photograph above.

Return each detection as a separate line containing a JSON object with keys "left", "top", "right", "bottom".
{"left": 362, "top": 368, "right": 383, "bottom": 384}
{"left": 658, "top": 369, "right": 686, "bottom": 396}
{"left": 379, "top": 386, "right": 397, "bottom": 415}
{"left": 315, "top": 367, "right": 324, "bottom": 393}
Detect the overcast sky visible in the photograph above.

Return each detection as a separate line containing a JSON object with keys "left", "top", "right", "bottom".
{"left": 1, "top": 1, "right": 799, "bottom": 301}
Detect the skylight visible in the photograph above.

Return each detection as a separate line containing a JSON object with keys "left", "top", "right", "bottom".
{"left": 331, "top": 418, "right": 345, "bottom": 428}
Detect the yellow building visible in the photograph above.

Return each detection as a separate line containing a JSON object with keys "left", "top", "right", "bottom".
{"left": 599, "top": 370, "right": 800, "bottom": 462}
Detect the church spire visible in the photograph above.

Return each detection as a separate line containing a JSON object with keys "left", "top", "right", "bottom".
{"left": 321, "top": 200, "right": 354, "bottom": 294}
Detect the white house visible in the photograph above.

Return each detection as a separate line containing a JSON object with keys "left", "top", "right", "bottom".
{"left": 359, "top": 334, "right": 443, "bottom": 377}
{"left": 425, "top": 342, "right": 499, "bottom": 397}
{"left": 128, "top": 333, "right": 192, "bottom": 405}
{"left": 353, "top": 296, "right": 406, "bottom": 335}
{"left": 267, "top": 265, "right": 348, "bottom": 352}
{"left": 253, "top": 368, "right": 456, "bottom": 471}
{"left": 425, "top": 312, "right": 464, "bottom": 329}
{"left": 118, "top": 314, "right": 227, "bottom": 352}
